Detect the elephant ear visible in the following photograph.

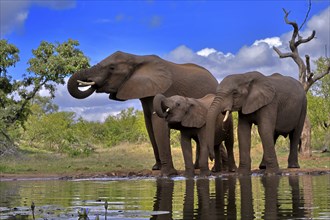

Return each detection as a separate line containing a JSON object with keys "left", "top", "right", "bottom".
{"left": 182, "top": 99, "right": 207, "bottom": 128}
{"left": 242, "top": 77, "right": 276, "bottom": 114}
{"left": 116, "top": 62, "right": 172, "bottom": 100}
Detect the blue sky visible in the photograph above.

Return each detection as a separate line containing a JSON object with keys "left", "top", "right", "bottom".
{"left": 1, "top": 0, "right": 329, "bottom": 121}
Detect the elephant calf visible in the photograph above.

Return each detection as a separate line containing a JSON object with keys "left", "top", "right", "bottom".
{"left": 153, "top": 93, "right": 237, "bottom": 177}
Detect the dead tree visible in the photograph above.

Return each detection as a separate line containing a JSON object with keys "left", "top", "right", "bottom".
{"left": 273, "top": 8, "right": 330, "bottom": 156}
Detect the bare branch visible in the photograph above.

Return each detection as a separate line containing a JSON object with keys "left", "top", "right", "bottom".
{"left": 306, "top": 55, "right": 311, "bottom": 73}
{"left": 306, "top": 61, "right": 330, "bottom": 91}
{"left": 305, "top": 55, "right": 310, "bottom": 70}
{"left": 306, "top": 55, "right": 314, "bottom": 81}
{"left": 273, "top": 46, "right": 294, "bottom": 58}
{"left": 299, "top": 0, "right": 312, "bottom": 30}
{"left": 296, "top": 30, "right": 316, "bottom": 47}
{"left": 283, "top": 8, "right": 299, "bottom": 41}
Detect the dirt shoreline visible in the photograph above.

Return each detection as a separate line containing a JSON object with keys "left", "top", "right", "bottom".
{"left": 1, "top": 168, "right": 329, "bottom": 181}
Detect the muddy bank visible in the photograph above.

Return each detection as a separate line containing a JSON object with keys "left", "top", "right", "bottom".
{"left": 1, "top": 168, "right": 329, "bottom": 181}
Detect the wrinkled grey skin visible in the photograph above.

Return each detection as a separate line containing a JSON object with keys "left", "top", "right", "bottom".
{"left": 206, "top": 71, "right": 307, "bottom": 175}
{"left": 67, "top": 51, "right": 218, "bottom": 176}
{"left": 153, "top": 93, "right": 236, "bottom": 177}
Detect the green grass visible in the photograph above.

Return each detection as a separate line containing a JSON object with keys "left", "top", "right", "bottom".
{"left": 0, "top": 142, "right": 329, "bottom": 176}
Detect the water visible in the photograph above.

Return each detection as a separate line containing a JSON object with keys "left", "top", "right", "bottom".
{"left": 0, "top": 174, "right": 329, "bottom": 219}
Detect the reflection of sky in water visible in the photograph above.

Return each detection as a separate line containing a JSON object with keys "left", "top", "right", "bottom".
{"left": 0, "top": 174, "right": 329, "bottom": 219}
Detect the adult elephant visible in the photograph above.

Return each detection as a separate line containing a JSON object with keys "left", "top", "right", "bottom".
{"left": 206, "top": 71, "right": 307, "bottom": 174}
{"left": 153, "top": 93, "right": 236, "bottom": 177}
{"left": 67, "top": 51, "right": 218, "bottom": 176}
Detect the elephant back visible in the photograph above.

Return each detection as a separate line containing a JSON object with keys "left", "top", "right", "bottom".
{"left": 164, "top": 62, "right": 218, "bottom": 98}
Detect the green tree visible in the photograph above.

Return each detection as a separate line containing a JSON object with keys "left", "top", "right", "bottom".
{"left": 312, "top": 57, "right": 330, "bottom": 100}
{"left": 24, "top": 107, "right": 75, "bottom": 150}
{"left": 103, "top": 108, "right": 148, "bottom": 147}
{"left": 308, "top": 57, "right": 330, "bottom": 149}
{"left": 0, "top": 39, "right": 89, "bottom": 155}
{"left": 0, "top": 40, "right": 21, "bottom": 152}
{"left": 21, "top": 97, "right": 96, "bottom": 156}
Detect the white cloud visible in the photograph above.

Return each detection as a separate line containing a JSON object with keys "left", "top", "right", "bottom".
{"left": 0, "top": 0, "right": 76, "bottom": 37}
{"left": 197, "top": 48, "right": 217, "bottom": 57}
{"left": 0, "top": 1, "right": 30, "bottom": 36}
{"left": 166, "top": 45, "right": 199, "bottom": 63}
{"left": 253, "top": 37, "right": 282, "bottom": 48}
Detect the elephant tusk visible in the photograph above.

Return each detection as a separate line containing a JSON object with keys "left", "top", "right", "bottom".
{"left": 223, "top": 111, "right": 230, "bottom": 122}
{"left": 166, "top": 108, "right": 170, "bottom": 113}
{"left": 77, "top": 80, "right": 96, "bottom": 86}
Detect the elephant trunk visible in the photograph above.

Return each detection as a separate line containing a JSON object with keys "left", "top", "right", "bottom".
{"left": 206, "top": 95, "right": 223, "bottom": 160}
{"left": 67, "top": 68, "right": 97, "bottom": 99}
{"left": 153, "top": 94, "right": 169, "bottom": 118}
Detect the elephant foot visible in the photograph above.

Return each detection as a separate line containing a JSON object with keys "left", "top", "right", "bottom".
{"left": 228, "top": 164, "right": 237, "bottom": 172}
{"left": 194, "top": 162, "right": 200, "bottom": 169}
{"left": 211, "top": 165, "right": 221, "bottom": 173}
{"left": 264, "top": 166, "right": 281, "bottom": 175}
{"left": 184, "top": 169, "right": 195, "bottom": 178}
{"left": 161, "top": 167, "right": 178, "bottom": 177}
{"left": 199, "top": 169, "right": 210, "bottom": 177}
{"left": 237, "top": 167, "right": 251, "bottom": 175}
{"left": 222, "top": 164, "right": 229, "bottom": 172}
{"left": 288, "top": 163, "right": 300, "bottom": 169}
{"left": 152, "top": 162, "right": 161, "bottom": 170}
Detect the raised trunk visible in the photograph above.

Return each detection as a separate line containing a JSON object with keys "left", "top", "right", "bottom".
{"left": 206, "top": 96, "right": 223, "bottom": 159}
{"left": 67, "top": 69, "right": 96, "bottom": 99}
{"left": 300, "top": 116, "right": 312, "bottom": 157}
{"left": 153, "top": 94, "right": 168, "bottom": 118}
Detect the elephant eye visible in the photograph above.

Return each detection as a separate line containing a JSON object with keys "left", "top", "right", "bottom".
{"left": 176, "top": 103, "right": 180, "bottom": 107}
{"left": 109, "top": 64, "right": 115, "bottom": 70}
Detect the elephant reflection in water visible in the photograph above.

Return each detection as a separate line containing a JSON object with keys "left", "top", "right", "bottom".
{"left": 262, "top": 175, "right": 314, "bottom": 219}
{"left": 242, "top": 175, "right": 309, "bottom": 219}
{"left": 151, "top": 177, "right": 237, "bottom": 219}
{"left": 261, "top": 176, "right": 280, "bottom": 219}
{"left": 288, "top": 175, "right": 313, "bottom": 219}
{"left": 151, "top": 178, "right": 174, "bottom": 220}
{"left": 196, "top": 177, "right": 237, "bottom": 219}
{"left": 151, "top": 175, "right": 313, "bottom": 219}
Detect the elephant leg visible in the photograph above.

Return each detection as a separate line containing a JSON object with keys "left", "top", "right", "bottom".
{"left": 258, "top": 123, "right": 279, "bottom": 174}
{"left": 288, "top": 131, "right": 301, "bottom": 168}
{"left": 259, "top": 133, "right": 279, "bottom": 170}
{"left": 224, "top": 131, "right": 237, "bottom": 172}
{"left": 288, "top": 111, "right": 305, "bottom": 168}
{"left": 237, "top": 118, "right": 252, "bottom": 174}
{"left": 193, "top": 137, "right": 200, "bottom": 169}
{"left": 152, "top": 114, "right": 177, "bottom": 176}
{"left": 141, "top": 99, "right": 161, "bottom": 170}
{"left": 180, "top": 132, "right": 194, "bottom": 178}
{"left": 259, "top": 156, "right": 266, "bottom": 170}
{"left": 212, "top": 143, "right": 222, "bottom": 172}
{"left": 220, "top": 143, "right": 228, "bottom": 171}
{"left": 198, "top": 131, "right": 210, "bottom": 177}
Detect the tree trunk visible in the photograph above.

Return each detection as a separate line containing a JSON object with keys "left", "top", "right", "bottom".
{"left": 300, "top": 116, "right": 312, "bottom": 157}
